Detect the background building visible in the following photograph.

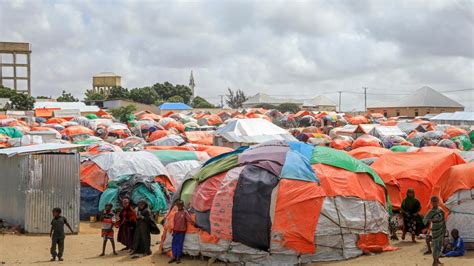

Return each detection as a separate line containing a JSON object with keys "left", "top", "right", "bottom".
{"left": 92, "top": 72, "right": 121, "bottom": 95}
{"left": 243, "top": 93, "right": 336, "bottom": 111}
{"left": 368, "top": 86, "right": 464, "bottom": 117}
{"left": 0, "top": 42, "right": 32, "bottom": 94}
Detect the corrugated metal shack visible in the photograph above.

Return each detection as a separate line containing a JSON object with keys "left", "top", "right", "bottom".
{"left": 0, "top": 143, "right": 82, "bottom": 234}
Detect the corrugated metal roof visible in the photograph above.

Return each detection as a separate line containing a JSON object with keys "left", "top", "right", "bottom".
{"left": 0, "top": 143, "right": 83, "bottom": 157}
{"left": 369, "top": 86, "right": 464, "bottom": 108}
{"left": 430, "top": 112, "right": 474, "bottom": 122}
{"left": 302, "top": 95, "right": 336, "bottom": 107}
{"left": 159, "top": 102, "right": 192, "bottom": 110}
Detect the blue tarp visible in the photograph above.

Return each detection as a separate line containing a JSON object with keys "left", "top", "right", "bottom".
{"left": 159, "top": 102, "right": 192, "bottom": 110}
{"left": 80, "top": 186, "right": 102, "bottom": 220}
{"left": 281, "top": 150, "right": 318, "bottom": 182}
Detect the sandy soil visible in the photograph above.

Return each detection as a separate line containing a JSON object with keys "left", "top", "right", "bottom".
{"left": 1, "top": 222, "right": 472, "bottom": 265}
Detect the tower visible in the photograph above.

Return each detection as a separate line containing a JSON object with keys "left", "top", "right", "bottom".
{"left": 189, "top": 70, "right": 195, "bottom": 97}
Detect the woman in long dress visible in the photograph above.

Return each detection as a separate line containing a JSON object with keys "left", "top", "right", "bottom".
{"left": 401, "top": 188, "right": 423, "bottom": 242}
{"left": 131, "top": 200, "right": 152, "bottom": 257}
{"left": 117, "top": 198, "right": 137, "bottom": 251}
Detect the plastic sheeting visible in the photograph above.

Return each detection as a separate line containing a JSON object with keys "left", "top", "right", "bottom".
{"left": 147, "top": 150, "right": 209, "bottom": 165}
{"left": 348, "top": 146, "right": 392, "bottom": 160}
{"left": 371, "top": 151, "right": 465, "bottom": 213}
{"left": 80, "top": 186, "right": 102, "bottom": 220}
{"left": 91, "top": 151, "right": 169, "bottom": 180}
{"left": 165, "top": 160, "right": 201, "bottom": 187}
{"left": 232, "top": 165, "right": 279, "bottom": 251}
{"left": 445, "top": 189, "right": 474, "bottom": 243}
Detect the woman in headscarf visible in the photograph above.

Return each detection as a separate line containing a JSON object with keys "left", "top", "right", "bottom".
{"left": 131, "top": 200, "right": 152, "bottom": 258}
{"left": 117, "top": 198, "right": 137, "bottom": 251}
{"left": 401, "top": 188, "right": 423, "bottom": 242}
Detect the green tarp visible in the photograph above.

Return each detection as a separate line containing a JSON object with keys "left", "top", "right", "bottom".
{"left": 390, "top": 145, "right": 412, "bottom": 152}
{"left": 180, "top": 179, "right": 198, "bottom": 206}
{"left": 86, "top": 114, "right": 98, "bottom": 119}
{"left": 0, "top": 127, "right": 23, "bottom": 138}
{"left": 470, "top": 130, "right": 474, "bottom": 144}
{"left": 311, "top": 146, "right": 392, "bottom": 213}
{"left": 146, "top": 150, "right": 199, "bottom": 164}
{"left": 194, "top": 154, "right": 239, "bottom": 183}
{"left": 452, "top": 135, "right": 472, "bottom": 151}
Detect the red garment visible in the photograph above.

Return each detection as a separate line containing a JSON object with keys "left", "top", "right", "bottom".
{"left": 173, "top": 210, "right": 193, "bottom": 233}
{"left": 120, "top": 206, "right": 137, "bottom": 224}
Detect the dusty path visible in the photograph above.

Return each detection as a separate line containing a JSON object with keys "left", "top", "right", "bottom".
{"left": 1, "top": 222, "right": 472, "bottom": 265}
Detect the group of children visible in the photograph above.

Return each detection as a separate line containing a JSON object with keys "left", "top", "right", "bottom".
{"left": 49, "top": 199, "right": 193, "bottom": 263}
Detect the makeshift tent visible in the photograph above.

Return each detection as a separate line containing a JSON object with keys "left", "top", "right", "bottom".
{"left": 371, "top": 151, "right": 465, "bottom": 213}
{"left": 432, "top": 163, "right": 474, "bottom": 247}
{"left": 80, "top": 151, "right": 171, "bottom": 192}
{"left": 185, "top": 131, "right": 214, "bottom": 146}
{"left": 373, "top": 126, "right": 406, "bottom": 138}
{"left": 162, "top": 141, "right": 392, "bottom": 263}
{"left": 214, "top": 119, "right": 296, "bottom": 148}
{"left": 348, "top": 146, "right": 393, "bottom": 160}
{"left": 145, "top": 144, "right": 233, "bottom": 158}
{"left": 146, "top": 150, "right": 210, "bottom": 165}
{"left": 352, "top": 134, "right": 383, "bottom": 149}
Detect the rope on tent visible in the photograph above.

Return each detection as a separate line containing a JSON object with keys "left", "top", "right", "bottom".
{"left": 333, "top": 197, "right": 346, "bottom": 258}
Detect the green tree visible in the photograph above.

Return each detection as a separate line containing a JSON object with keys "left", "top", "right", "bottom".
{"left": 254, "top": 103, "right": 277, "bottom": 110}
{"left": 110, "top": 104, "right": 137, "bottom": 123}
{"left": 191, "top": 96, "right": 215, "bottom": 108}
{"left": 152, "top": 82, "right": 193, "bottom": 104}
{"left": 84, "top": 89, "right": 106, "bottom": 101}
{"left": 129, "top": 87, "right": 159, "bottom": 105}
{"left": 107, "top": 86, "right": 129, "bottom": 99}
{"left": 36, "top": 96, "right": 51, "bottom": 99}
{"left": 0, "top": 85, "right": 16, "bottom": 98}
{"left": 168, "top": 95, "right": 184, "bottom": 103}
{"left": 277, "top": 103, "right": 300, "bottom": 113}
{"left": 57, "top": 90, "right": 79, "bottom": 102}
{"left": 10, "top": 93, "right": 35, "bottom": 110}
{"left": 225, "top": 88, "right": 248, "bottom": 109}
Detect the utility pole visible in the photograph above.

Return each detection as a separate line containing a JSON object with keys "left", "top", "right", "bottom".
{"left": 338, "top": 91, "right": 342, "bottom": 113}
{"left": 363, "top": 87, "right": 368, "bottom": 112}
{"left": 218, "top": 95, "right": 224, "bottom": 108}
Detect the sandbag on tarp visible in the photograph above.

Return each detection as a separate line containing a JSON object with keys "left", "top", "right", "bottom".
{"left": 80, "top": 186, "right": 102, "bottom": 220}
{"left": 0, "top": 126, "right": 23, "bottom": 138}
{"left": 232, "top": 165, "right": 279, "bottom": 251}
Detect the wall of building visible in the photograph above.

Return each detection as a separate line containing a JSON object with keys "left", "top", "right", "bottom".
{"left": 367, "top": 107, "right": 464, "bottom": 118}
{"left": 104, "top": 99, "right": 160, "bottom": 114}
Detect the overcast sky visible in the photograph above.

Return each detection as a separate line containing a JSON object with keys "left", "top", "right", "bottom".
{"left": 1, "top": 0, "right": 473, "bottom": 111}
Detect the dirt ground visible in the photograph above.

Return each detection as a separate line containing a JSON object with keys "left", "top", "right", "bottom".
{"left": 1, "top": 222, "right": 473, "bottom": 265}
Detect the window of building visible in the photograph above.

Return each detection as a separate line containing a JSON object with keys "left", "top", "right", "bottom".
{"left": 383, "top": 111, "right": 387, "bottom": 117}
{"left": 396, "top": 110, "right": 400, "bottom": 116}
{"left": 415, "top": 111, "right": 419, "bottom": 116}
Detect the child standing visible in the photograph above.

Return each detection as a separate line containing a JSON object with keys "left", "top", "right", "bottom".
{"left": 424, "top": 196, "right": 446, "bottom": 266}
{"left": 50, "top": 207, "right": 73, "bottom": 261}
{"left": 169, "top": 200, "right": 194, "bottom": 264}
{"left": 100, "top": 203, "right": 118, "bottom": 256}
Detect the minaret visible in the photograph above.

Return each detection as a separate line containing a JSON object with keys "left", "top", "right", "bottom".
{"left": 189, "top": 70, "right": 195, "bottom": 98}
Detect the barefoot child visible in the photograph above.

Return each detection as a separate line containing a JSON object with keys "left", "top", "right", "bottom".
{"left": 100, "top": 203, "right": 118, "bottom": 256}
{"left": 169, "top": 200, "right": 195, "bottom": 264}
{"left": 423, "top": 196, "right": 446, "bottom": 266}
{"left": 50, "top": 207, "right": 74, "bottom": 261}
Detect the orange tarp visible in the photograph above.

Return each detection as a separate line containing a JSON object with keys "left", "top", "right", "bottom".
{"left": 433, "top": 162, "right": 474, "bottom": 202}
{"left": 61, "top": 125, "right": 94, "bottom": 136}
{"left": 185, "top": 131, "right": 214, "bottom": 146}
{"left": 348, "top": 146, "right": 393, "bottom": 160}
{"left": 371, "top": 152, "right": 465, "bottom": 213}
{"left": 313, "top": 164, "right": 386, "bottom": 206}
{"left": 35, "top": 108, "right": 60, "bottom": 118}
{"left": 330, "top": 138, "right": 352, "bottom": 150}
{"left": 46, "top": 117, "right": 67, "bottom": 124}
{"left": 148, "top": 130, "right": 169, "bottom": 142}
{"left": 95, "top": 109, "right": 110, "bottom": 117}
{"left": 145, "top": 145, "right": 233, "bottom": 158}
{"left": 271, "top": 179, "right": 325, "bottom": 254}
{"left": 80, "top": 161, "right": 108, "bottom": 192}
{"left": 445, "top": 127, "right": 468, "bottom": 138}
{"left": 140, "top": 113, "right": 161, "bottom": 121}
{"left": 357, "top": 233, "right": 398, "bottom": 253}
{"left": 349, "top": 116, "right": 368, "bottom": 125}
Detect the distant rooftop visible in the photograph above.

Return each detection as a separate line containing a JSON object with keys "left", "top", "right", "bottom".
{"left": 93, "top": 72, "right": 120, "bottom": 77}
{"left": 244, "top": 93, "right": 336, "bottom": 106}
{"left": 159, "top": 102, "right": 192, "bottom": 110}
{"left": 369, "top": 86, "right": 464, "bottom": 108}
